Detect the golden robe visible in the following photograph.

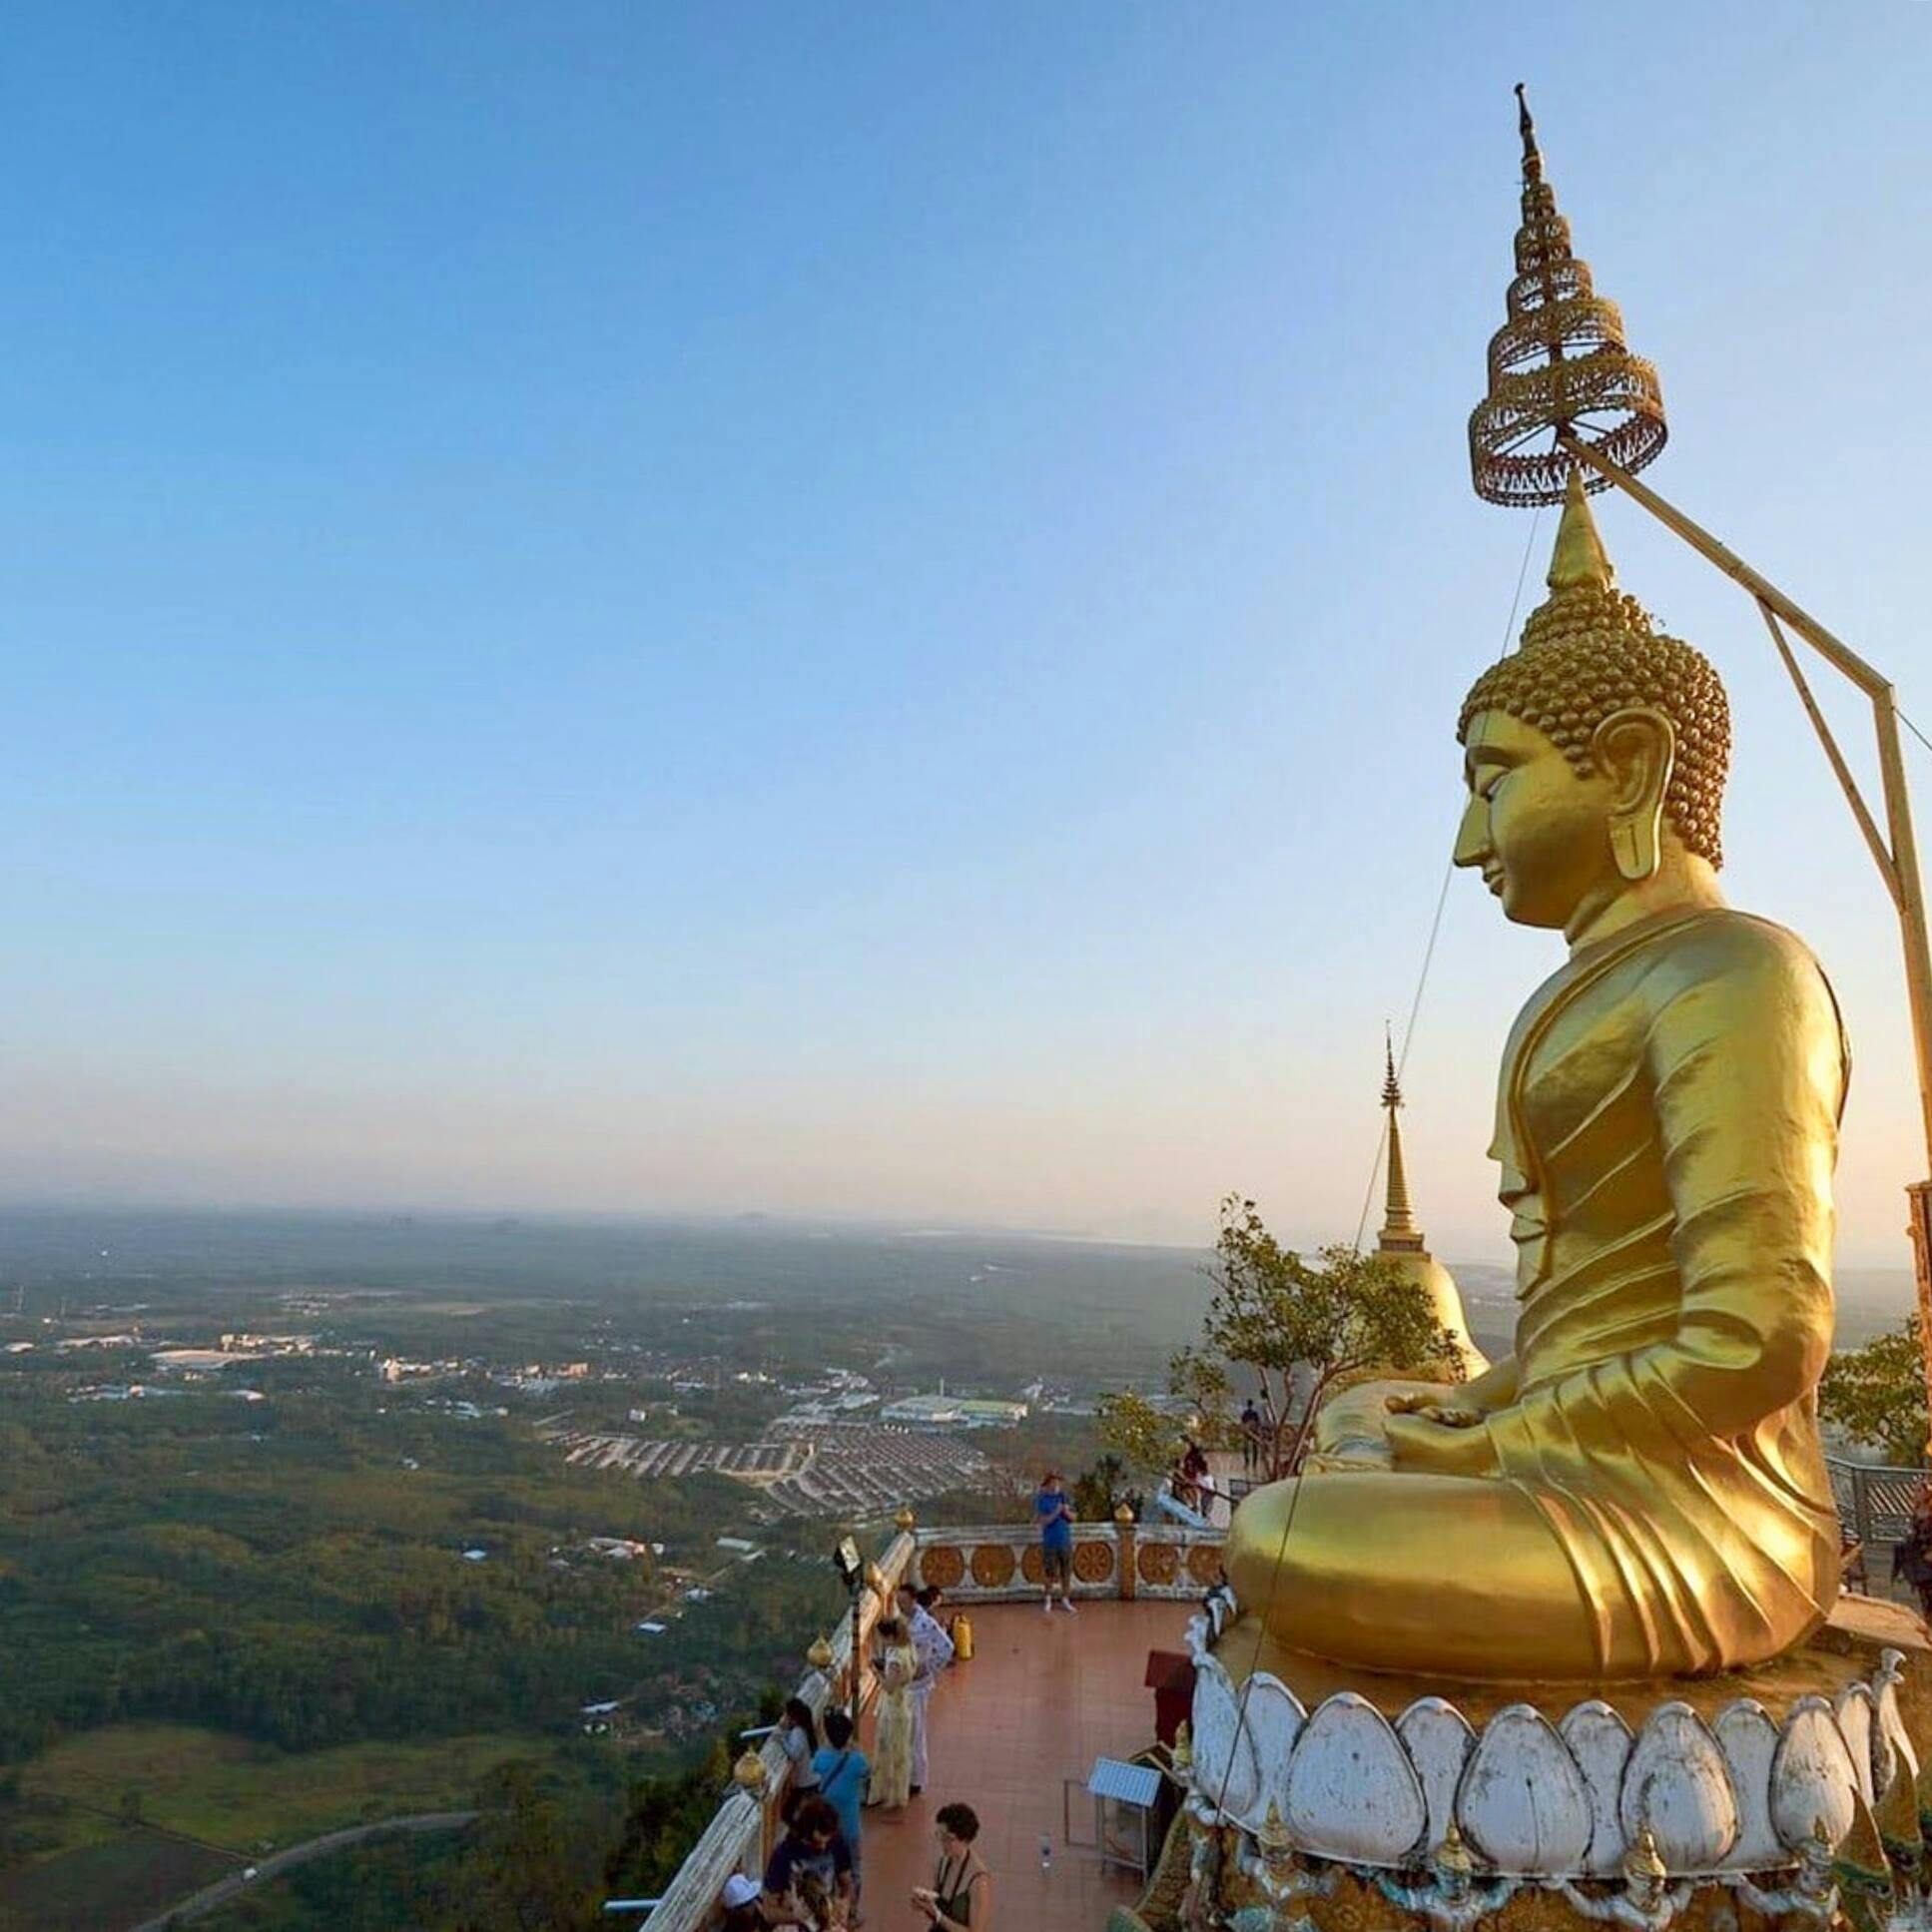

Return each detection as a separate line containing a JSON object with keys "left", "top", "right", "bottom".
{"left": 1226, "top": 908, "right": 1847, "bottom": 1679}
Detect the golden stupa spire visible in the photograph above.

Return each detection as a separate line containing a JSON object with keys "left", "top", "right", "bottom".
{"left": 1380, "top": 1031, "right": 1417, "bottom": 1242}
{"left": 1469, "top": 87, "right": 1666, "bottom": 507}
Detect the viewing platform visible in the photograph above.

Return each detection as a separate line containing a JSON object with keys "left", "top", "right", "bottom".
{"left": 638, "top": 1514, "right": 1225, "bottom": 1930}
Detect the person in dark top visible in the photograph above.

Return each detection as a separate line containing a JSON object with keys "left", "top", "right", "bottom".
{"left": 1240, "top": 1399, "right": 1263, "bottom": 1474}
{"left": 762, "top": 1795, "right": 855, "bottom": 1927}
{"left": 912, "top": 1801, "right": 992, "bottom": 1930}
{"left": 1893, "top": 1486, "right": 1932, "bottom": 1617}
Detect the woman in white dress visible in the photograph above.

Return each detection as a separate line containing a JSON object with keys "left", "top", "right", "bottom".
{"left": 869, "top": 1616, "right": 917, "bottom": 1809}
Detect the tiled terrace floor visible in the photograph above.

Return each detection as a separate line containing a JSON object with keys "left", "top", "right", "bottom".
{"left": 854, "top": 1599, "right": 1187, "bottom": 1931}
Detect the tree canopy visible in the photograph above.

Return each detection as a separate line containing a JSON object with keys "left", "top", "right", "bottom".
{"left": 1099, "top": 1195, "right": 1463, "bottom": 1487}
{"left": 1821, "top": 1316, "right": 1929, "bottom": 1468}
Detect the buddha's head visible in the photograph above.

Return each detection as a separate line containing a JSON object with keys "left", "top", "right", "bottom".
{"left": 1454, "top": 469, "right": 1730, "bottom": 933}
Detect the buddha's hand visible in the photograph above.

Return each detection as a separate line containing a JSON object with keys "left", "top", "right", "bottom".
{"left": 1385, "top": 1409, "right": 1500, "bottom": 1478}
{"left": 1384, "top": 1392, "right": 1485, "bottom": 1428}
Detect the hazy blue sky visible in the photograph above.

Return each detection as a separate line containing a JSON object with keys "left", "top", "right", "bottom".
{"left": 7, "top": 3, "right": 1932, "bottom": 1263}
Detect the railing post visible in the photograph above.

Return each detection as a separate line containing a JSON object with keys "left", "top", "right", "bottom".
{"left": 1116, "top": 1504, "right": 1136, "bottom": 1601}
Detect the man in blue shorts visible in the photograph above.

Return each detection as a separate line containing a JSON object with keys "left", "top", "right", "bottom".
{"left": 1035, "top": 1470, "right": 1076, "bottom": 1614}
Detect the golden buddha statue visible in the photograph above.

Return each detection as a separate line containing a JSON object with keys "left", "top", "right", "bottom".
{"left": 1225, "top": 471, "right": 1847, "bottom": 1680}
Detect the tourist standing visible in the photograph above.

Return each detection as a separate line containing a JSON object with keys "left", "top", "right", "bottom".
{"left": 1034, "top": 1470, "right": 1076, "bottom": 1614}
{"left": 1240, "top": 1399, "right": 1263, "bottom": 1475}
{"left": 904, "top": 1584, "right": 955, "bottom": 1791}
{"left": 870, "top": 1615, "right": 917, "bottom": 1808}
{"left": 812, "top": 1708, "right": 871, "bottom": 1893}
{"left": 777, "top": 1696, "right": 821, "bottom": 1820}
{"left": 912, "top": 1802, "right": 993, "bottom": 1931}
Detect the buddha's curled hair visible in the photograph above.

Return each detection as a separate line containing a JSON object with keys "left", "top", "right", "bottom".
{"left": 1457, "top": 579, "right": 1731, "bottom": 870}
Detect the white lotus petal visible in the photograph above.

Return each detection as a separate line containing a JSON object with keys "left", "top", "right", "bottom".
{"left": 1286, "top": 1692, "right": 1427, "bottom": 1865}
{"left": 1712, "top": 1698, "right": 1782, "bottom": 1869}
{"left": 1770, "top": 1696, "right": 1859, "bottom": 1851}
{"left": 1559, "top": 1698, "right": 1634, "bottom": 1876}
{"left": 1398, "top": 1698, "right": 1477, "bottom": 1858}
{"left": 1458, "top": 1703, "right": 1592, "bottom": 1874}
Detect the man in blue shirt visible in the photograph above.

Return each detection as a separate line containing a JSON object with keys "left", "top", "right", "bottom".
{"left": 1035, "top": 1470, "right": 1076, "bottom": 1614}
{"left": 810, "top": 1708, "right": 870, "bottom": 1889}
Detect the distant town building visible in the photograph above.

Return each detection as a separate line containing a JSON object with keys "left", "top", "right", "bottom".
{"left": 877, "top": 1394, "right": 1028, "bottom": 1429}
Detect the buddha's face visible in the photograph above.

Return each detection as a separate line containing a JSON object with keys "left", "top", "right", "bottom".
{"left": 1454, "top": 710, "right": 1620, "bottom": 930}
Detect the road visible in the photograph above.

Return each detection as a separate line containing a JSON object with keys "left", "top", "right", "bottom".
{"left": 127, "top": 1809, "right": 477, "bottom": 1930}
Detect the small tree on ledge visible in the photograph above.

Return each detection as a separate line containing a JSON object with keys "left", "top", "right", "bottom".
{"left": 1820, "top": 1315, "right": 1929, "bottom": 1469}
{"left": 1099, "top": 1193, "right": 1464, "bottom": 1487}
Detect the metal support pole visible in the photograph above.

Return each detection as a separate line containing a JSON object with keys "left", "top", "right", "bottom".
{"left": 1560, "top": 431, "right": 1932, "bottom": 1453}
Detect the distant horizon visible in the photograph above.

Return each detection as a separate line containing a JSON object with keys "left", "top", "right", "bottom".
{"left": 0, "top": 1195, "right": 1921, "bottom": 1290}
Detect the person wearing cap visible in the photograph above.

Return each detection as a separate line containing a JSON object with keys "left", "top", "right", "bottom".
{"left": 721, "top": 1871, "right": 765, "bottom": 1928}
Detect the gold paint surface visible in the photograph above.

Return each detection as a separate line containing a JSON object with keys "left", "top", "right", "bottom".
{"left": 1226, "top": 495, "right": 1847, "bottom": 1681}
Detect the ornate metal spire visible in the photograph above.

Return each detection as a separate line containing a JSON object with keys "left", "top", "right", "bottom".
{"left": 1469, "top": 86, "right": 1667, "bottom": 506}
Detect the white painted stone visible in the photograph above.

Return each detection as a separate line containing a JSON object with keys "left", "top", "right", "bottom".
{"left": 1284, "top": 1692, "right": 1428, "bottom": 1866}
{"left": 1457, "top": 1703, "right": 1593, "bottom": 1874}
{"left": 1711, "top": 1698, "right": 1783, "bottom": 1869}
{"left": 1240, "top": 1672, "right": 1308, "bottom": 1835}
{"left": 1616, "top": 1701, "right": 1737, "bottom": 1872}
{"left": 1398, "top": 1698, "right": 1478, "bottom": 1859}
{"left": 1874, "top": 1653, "right": 1919, "bottom": 1798}
{"left": 1770, "top": 1695, "right": 1860, "bottom": 1851}
{"left": 1833, "top": 1684, "right": 1876, "bottom": 1805}
{"left": 1191, "top": 1657, "right": 1261, "bottom": 1822}
{"left": 1559, "top": 1698, "right": 1635, "bottom": 1876}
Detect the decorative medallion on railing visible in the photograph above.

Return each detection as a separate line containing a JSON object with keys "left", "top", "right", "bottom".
{"left": 1073, "top": 1539, "right": 1115, "bottom": 1584}
{"left": 1188, "top": 1544, "right": 1226, "bottom": 1587}
{"left": 1020, "top": 1545, "right": 1045, "bottom": 1585}
{"left": 1138, "top": 1542, "right": 1181, "bottom": 1585}
{"left": 969, "top": 1544, "right": 1015, "bottom": 1588}
{"left": 919, "top": 1544, "right": 965, "bottom": 1591}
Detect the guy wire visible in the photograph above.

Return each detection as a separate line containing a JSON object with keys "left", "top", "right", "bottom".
{"left": 1216, "top": 504, "right": 1546, "bottom": 1826}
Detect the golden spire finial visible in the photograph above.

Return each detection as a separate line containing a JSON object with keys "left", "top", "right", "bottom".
{"left": 1547, "top": 465, "right": 1615, "bottom": 593}
{"left": 1516, "top": 83, "right": 1543, "bottom": 185}
{"left": 1470, "top": 92, "right": 1666, "bottom": 506}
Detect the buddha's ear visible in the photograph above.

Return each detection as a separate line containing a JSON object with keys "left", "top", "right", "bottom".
{"left": 1592, "top": 708, "right": 1676, "bottom": 883}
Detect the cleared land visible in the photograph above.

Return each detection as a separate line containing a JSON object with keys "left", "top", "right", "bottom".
{"left": 0, "top": 1828, "right": 234, "bottom": 1932}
